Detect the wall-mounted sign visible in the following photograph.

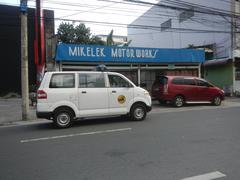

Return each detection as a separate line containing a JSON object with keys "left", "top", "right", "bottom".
{"left": 56, "top": 43, "right": 205, "bottom": 63}
{"left": 168, "top": 64, "right": 175, "bottom": 70}
{"left": 20, "top": 0, "right": 28, "bottom": 12}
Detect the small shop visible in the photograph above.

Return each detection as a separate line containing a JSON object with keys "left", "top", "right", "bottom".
{"left": 203, "top": 58, "right": 240, "bottom": 95}
{"left": 55, "top": 43, "right": 205, "bottom": 91}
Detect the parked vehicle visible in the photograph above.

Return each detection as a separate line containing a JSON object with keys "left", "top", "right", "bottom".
{"left": 151, "top": 76, "right": 225, "bottom": 107}
{"left": 37, "top": 71, "right": 152, "bottom": 128}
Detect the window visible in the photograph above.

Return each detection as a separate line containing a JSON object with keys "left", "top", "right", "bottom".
{"left": 161, "top": 19, "right": 172, "bottom": 32}
{"left": 236, "top": 68, "right": 240, "bottom": 80}
{"left": 184, "top": 79, "right": 195, "bottom": 86}
{"left": 108, "top": 75, "right": 132, "bottom": 88}
{"left": 196, "top": 79, "right": 210, "bottom": 87}
{"left": 50, "top": 74, "right": 75, "bottom": 88}
{"left": 154, "top": 76, "right": 168, "bottom": 86}
{"left": 172, "top": 78, "right": 184, "bottom": 85}
{"left": 79, "top": 73, "right": 105, "bottom": 88}
{"left": 179, "top": 9, "right": 194, "bottom": 23}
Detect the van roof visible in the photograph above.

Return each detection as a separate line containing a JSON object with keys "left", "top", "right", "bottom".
{"left": 160, "top": 75, "right": 199, "bottom": 79}
{"left": 44, "top": 71, "right": 123, "bottom": 76}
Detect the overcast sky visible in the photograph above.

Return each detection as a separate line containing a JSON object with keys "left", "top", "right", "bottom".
{"left": 0, "top": 0, "right": 158, "bottom": 36}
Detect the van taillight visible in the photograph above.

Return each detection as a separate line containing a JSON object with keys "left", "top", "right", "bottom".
{"left": 37, "top": 90, "right": 47, "bottom": 99}
{"left": 163, "top": 84, "right": 168, "bottom": 94}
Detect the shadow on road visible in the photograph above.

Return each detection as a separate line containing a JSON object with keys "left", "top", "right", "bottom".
{"left": 20, "top": 116, "right": 132, "bottom": 131}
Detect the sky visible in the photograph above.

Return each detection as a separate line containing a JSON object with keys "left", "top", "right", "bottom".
{"left": 0, "top": 0, "right": 158, "bottom": 36}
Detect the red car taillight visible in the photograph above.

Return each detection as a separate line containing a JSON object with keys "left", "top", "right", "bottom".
{"left": 37, "top": 90, "right": 47, "bottom": 99}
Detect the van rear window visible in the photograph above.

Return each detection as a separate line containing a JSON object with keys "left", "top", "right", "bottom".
{"left": 49, "top": 74, "right": 75, "bottom": 88}
{"left": 172, "top": 77, "right": 195, "bottom": 86}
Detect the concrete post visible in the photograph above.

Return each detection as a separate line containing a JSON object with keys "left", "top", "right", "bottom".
{"left": 138, "top": 66, "right": 141, "bottom": 87}
{"left": 21, "top": 11, "right": 29, "bottom": 120}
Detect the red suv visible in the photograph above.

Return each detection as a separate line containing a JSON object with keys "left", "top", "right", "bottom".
{"left": 151, "top": 76, "right": 225, "bottom": 107}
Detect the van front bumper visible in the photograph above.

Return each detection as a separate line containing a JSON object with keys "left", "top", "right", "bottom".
{"left": 146, "top": 105, "right": 152, "bottom": 112}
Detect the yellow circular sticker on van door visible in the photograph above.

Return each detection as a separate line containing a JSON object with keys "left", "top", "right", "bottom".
{"left": 118, "top": 95, "right": 126, "bottom": 104}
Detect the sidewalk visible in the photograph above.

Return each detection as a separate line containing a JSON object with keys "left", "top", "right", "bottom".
{"left": 0, "top": 98, "right": 38, "bottom": 125}
{"left": 0, "top": 97, "right": 240, "bottom": 126}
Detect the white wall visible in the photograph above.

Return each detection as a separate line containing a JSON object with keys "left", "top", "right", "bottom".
{"left": 128, "top": 0, "right": 232, "bottom": 58}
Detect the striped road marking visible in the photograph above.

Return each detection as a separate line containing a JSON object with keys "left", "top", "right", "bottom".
{"left": 20, "top": 128, "right": 132, "bottom": 143}
{"left": 181, "top": 171, "right": 226, "bottom": 180}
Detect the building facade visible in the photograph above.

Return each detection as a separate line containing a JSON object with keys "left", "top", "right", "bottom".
{"left": 0, "top": 4, "right": 54, "bottom": 95}
{"left": 54, "top": 43, "right": 204, "bottom": 92}
{"left": 127, "top": 0, "right": 240, "bottom": 93}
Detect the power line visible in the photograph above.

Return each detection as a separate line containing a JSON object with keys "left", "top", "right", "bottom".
{"left": 1, "top": 0, "right": 239, "bottom": 36}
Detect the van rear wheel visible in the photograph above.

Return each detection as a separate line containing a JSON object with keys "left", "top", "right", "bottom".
{"left": 130, "top": 103, "right": 146, "bottom": 121}
{"left": 173, "top": 96, "right": 184, "bottom": 107}
{"left": 53, "top": 108, "right": 73, "bottom": 128}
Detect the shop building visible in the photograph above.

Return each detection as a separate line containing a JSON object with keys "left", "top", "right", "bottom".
{"left": 127, "top": 0, "right": 240, "bottom": 94}
{"left": 55, "top": 43, "right": 204, "bottom": 91}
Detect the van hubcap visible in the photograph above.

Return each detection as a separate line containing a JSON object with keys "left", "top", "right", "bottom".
{"left": 175, "top": 97, "right": 183, "bottom": 107}
{"left": 214, "top": 97, "right": 221, "bottom": 105}
{"left": 57, "top": 113, "right": 70, "bottom": 125}
{"left": 134, "top": 107, "right": 144, "bottom": 119}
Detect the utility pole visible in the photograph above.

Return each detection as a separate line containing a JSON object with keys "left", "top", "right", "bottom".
{"left": 232, "top": 0, "right": 240, "bottom": 95}
{"left": 20, "top": 0, "right": 29, "bottom": 120}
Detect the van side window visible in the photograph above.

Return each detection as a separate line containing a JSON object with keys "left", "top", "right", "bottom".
{"left": 49, "top": 74, "right": 75, "bottom": 88}
{"left": 184, "top": 79, "right": 195, "bottom": 86}
{"left": 196, "top": 79, "right": 209, "bottom": 87}
{"left": 79, "top": 73, "right": 105, "bottom": 88}
{"left": 172, "top": 78, "right": 184, "bottom": 85}
{"left": 108, "top": 75, "right": 132, "bottom": 88}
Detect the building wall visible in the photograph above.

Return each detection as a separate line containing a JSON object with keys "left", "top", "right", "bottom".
{"left": 0, "top": 5, "right": 54, "bottom": 95}
{"left": 97, "top": 35, "right": 128, "bottom": 46}
{"left": 128, "top": 0, "right": 232, "bottom": 58}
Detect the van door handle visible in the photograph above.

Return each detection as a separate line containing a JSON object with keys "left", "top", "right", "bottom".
{"left": 112, "top": 90, "right": 116, "bottom": 93}
{"left": 82, "top": 91, "right": 87, "bottom": 94}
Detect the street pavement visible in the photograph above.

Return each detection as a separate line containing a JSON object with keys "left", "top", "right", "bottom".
{"left": 1, "top": 101, "right": 240, "bottom": 179}
{"left": 0, "top": 97, "right": 240, "bottom": 126}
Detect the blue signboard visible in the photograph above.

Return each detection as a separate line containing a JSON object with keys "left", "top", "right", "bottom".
{"left": 20, "top": 0, "right": 28, "bottom": 12}
{"left": 55, "top": 43, "right": 205, "bottom": 63}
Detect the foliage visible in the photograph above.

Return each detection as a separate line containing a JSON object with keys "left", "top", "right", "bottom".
{"left": 106, "top": 30, "right": 114, "bottom": 46}
{"left": 57, "top": 22, "right": 105, "bottom": 45}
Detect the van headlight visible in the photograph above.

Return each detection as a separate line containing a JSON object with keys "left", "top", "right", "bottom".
{"left": 144, "top": 90, "right": 150, "bottom": 96}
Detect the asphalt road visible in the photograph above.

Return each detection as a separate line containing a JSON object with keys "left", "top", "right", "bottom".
{"left": 1, "top": 104, "right": 240, "bottom": 180}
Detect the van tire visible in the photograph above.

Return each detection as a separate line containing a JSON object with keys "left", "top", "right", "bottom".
{"left": 212, "top": 96, "right": 222, "bottom": 106}
{"left": 173, "top": 95, "right": 184, "bottom": 107}
{"left": 53, "top": 108, "right": 73, "bottom": 128}
{"left": 130, "top": 103, "right": 147, "bottom": 121}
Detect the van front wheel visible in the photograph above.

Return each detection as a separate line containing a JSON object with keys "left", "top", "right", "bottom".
{"left": 130, "top": 103, "right": 147, "bottom": 121}
{"left": 173, "top": 96, "right": 184, "bottom": 107}
{"left": 212, "top": 96, "right": 222, "bottom": 106}
{"left": 53, "top": 108, "right": 73, "bottom": 128}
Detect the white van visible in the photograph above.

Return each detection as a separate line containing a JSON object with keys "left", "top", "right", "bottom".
{"left": 37, "top": 71, "right": 152, "bottom": 128}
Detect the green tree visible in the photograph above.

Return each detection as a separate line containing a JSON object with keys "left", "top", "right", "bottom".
{"left": 74, "top": 24, "right": 91, "bottom": 44}
{"left": 57, "top": 22, "right": 105, "bottom": 45}
{"left": 57, "top": 23, "right": 75, "bottom": 43}
{"left": 89, "top": 36, "right": 105, "bottom": 45}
